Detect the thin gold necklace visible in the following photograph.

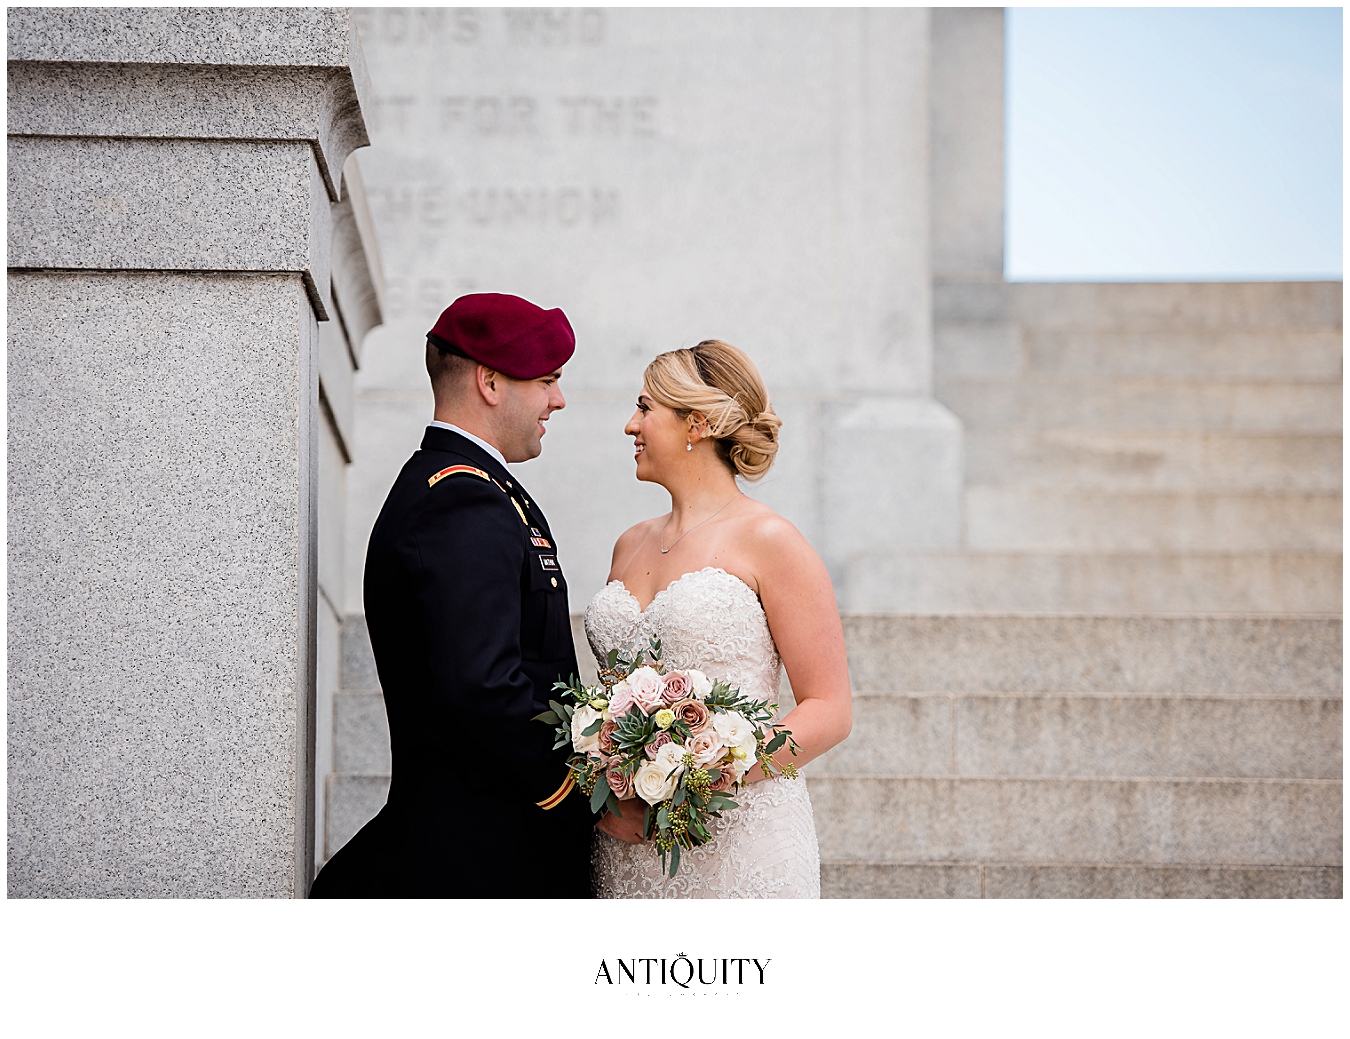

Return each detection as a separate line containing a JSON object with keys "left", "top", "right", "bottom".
{"left": 660, "top": 493, "right": 741, "bottom": 554}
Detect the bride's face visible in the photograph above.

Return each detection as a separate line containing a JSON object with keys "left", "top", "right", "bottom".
{"left": 625, "top": 386, "right": 690, "bottom": 482}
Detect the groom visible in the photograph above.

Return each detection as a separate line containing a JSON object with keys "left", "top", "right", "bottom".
{"left": 310, "top": 293, "right": 596, "bottom": 898}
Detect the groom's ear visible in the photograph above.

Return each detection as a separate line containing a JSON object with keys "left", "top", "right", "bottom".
{"left": 475, "top": 365, "right": 504, "bottom": 406}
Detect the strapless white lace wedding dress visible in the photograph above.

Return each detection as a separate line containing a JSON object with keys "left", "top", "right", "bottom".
{"left": 584, "top": 567, "right": 820, "bottom": 899}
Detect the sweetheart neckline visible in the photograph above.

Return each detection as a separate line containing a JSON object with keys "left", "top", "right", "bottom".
{"left": 606, "top": 566, "right": 763, "bottom": 617}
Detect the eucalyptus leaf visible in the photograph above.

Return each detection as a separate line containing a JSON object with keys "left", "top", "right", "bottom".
{"left": 532, "top": 710, "right": 560, "bottom": 725}
{"left": 589, "top": 781, "right": 610, "bottom": 814}
{"left": 669, "top": 842, "right": 681, "bottom": 877}
{"left": 581, "top": 718, "right": 604, "bottom": 736}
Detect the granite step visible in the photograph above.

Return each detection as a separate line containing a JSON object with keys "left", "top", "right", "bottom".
{"left": 963, "top": 430, "right": 1342, "bottom": 492}
{"left": 964, "top": 488, "right": 1340, "bottom": 553}
{"left": 934, "top": 280, "right": 1344, "bottom": 328}
{"left": 333, "top": 692, "right": 390, "bottom": 774}
{"left": 808, "top": 693, "right": 1342, "bottom": 780}
{"left": 839, "top": 615, "right": 1341, "bottom": 695}
{"left": 1007, "top": 281, "right": 1343, "bottom": 330}
{"left": 324, "top": 773, "right": 390, "bottom": 862}
{"left": 844, "top": 551, "right": 1342, "bottom": 613}
{"left": 1022, "top": 328, "right": 1343, "bottom": 379}
{"left": 935, "top": 375, "right": 1341, "bottom": 432}
{"left": 821, "top": 862, "right": 1343, "bottom": 898}
{"left": 806, "top": 776, "right": 1342, "bottom": 866}
{"left": 340, "top": 612, "right": 379, "bottom": 692}
{"left": 934, "top": 325, "right": 1342, "bottom": 380}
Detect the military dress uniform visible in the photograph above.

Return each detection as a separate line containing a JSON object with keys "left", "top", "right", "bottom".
{"left": 310, "top": 425, "right": 594, "bottom": 898}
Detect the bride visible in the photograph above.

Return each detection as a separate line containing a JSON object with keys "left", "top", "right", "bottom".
{"left": 586, "top": 340, "right": 852, "bottom": 898}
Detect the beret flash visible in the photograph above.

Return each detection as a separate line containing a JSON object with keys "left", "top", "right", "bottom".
{"left": 426, "top": 293, "right": 576, "bottom": 380}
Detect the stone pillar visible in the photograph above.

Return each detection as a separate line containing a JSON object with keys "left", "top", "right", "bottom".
{"left": 314, "top": 160, "right": 385, "bottom": 871}
{"left": 7, "top": 7, "right": 373, "bottom": 897}
{"left": 930, "top": 10, "right": 1017, "bottom": 372}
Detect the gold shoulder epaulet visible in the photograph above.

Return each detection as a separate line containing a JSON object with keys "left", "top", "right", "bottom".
{"left": 428, "top": 464, "right": 490, "bottom": 488}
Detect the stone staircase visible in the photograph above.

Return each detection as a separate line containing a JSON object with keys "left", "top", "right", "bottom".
{"left": 850, "top": 281, "right": 1342, "bottom": 613}
{"left": 809, "top": 615, "right": 1342, "bottom": 897}
{"left": 819, "top": 281, "right": 1342, "bottom": 896}
{"left": 322, "top": 615, "right": 390, "bottom": 866}
{"left": 326, "top": 611, "right": 1342, "bottom": 896}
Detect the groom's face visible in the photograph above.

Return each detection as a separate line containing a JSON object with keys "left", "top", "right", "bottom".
{"left": 494, "top": 367, "right": 566, "bottom": 462}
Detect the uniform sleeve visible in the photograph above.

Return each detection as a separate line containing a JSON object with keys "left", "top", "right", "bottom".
{"left": 410, "top": 475, "right": 576, "bottom": 806}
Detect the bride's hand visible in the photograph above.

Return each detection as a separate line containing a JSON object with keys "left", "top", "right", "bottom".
{"left": 595, "top": 799, "right": 647, "bottom": 845}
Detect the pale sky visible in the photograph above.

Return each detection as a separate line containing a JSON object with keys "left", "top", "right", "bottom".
{"left": 1006, "top": 7, "right": 1342, "bottom": 281}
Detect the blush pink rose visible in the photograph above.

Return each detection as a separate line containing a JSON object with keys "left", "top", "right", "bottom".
{"left": 670, "top": 698, "right": 711, "bottom": 734}
{"left": 685, "top": 729, "right": 726, "bottom": 767}
{"left": 608, "top": 680, "right": 638, "bottom": 718}
{"left": 709, "top": 766, "right": 737, "bottom": 793}
{"left": 607, "top": 765, "right": 634, "bottom": 799}
{"left": 626, "top": 667, "right": 666, "bottom": 714}
{"left": 598, "top": 720, "right": 618, "bottom": 755}
{"left": 660, "top": 671, "right": 692, "bottom": 705}
{"left": 645, "top": 731, "right": 673, "bottom": 760}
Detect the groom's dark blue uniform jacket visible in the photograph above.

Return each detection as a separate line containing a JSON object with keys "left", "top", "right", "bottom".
{"left": 310, "top": 426, "right": 593, "bottom": 897}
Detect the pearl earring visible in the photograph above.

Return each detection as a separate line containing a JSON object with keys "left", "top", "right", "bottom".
{"left": 686, "top": 442, "right": 693, "bottom": 451}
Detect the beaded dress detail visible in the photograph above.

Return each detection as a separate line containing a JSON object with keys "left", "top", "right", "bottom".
{"left": 585, "top": 567, "right": 820, "bottom": 898}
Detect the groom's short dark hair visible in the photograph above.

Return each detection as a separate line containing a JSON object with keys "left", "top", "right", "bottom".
{"left": 426, "top": 339, "right": 478, "bottom": 396}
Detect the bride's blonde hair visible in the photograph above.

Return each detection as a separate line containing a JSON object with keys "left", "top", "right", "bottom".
{"left": 642, "top": 340, "right": 781, "bottom": 481}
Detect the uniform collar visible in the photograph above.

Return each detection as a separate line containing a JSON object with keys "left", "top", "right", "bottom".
{"left": 420, "top": 425, "right": 524, "bottom": 497}
{"left": 426, "top": 420, "right": 507, "bottom": 468}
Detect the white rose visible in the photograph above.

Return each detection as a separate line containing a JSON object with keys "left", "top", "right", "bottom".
{"left": 634, "top": 760, "right": 681, "bottom": 805}
{"left": 729, "top": 733, "right": 759, "bottom": 777}
{"left": 712, "top": 710, "right": 754, "bottom": 747}
{"left": 685, "top": 669, "right": 714, "bottom": 701}
{"left": 626, "top": 666, "right": 666, "bottom": 713}
{"left": 571, "top": 705, "right": 603, "bottom": 754}
{"left": 652, "top": 740, "right": 689, "bottom": 777}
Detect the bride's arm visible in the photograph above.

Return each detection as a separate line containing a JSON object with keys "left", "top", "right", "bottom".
{"left": 743, "top": 515, "right": 852, "bottom": 781}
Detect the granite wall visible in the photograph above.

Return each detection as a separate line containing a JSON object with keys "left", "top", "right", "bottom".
{"left": 6, "top": 7, "right": 380, "bottom": 897}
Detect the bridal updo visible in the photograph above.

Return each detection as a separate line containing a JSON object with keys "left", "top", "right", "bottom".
{"left": 643, "top": 340, "right": 782, "bottom": 481}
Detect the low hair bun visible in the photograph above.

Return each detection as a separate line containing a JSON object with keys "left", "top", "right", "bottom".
{"left": 643, "top": 340, "right": 781, "bottom": 481}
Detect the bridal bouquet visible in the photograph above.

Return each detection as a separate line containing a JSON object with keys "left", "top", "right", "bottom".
{"left": 534, "top": 638, "right": 800, "bottom": 877}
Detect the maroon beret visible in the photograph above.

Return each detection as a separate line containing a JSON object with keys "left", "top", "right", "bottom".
{"left": 426, "top": 293, "right": 575, "bottom": 380}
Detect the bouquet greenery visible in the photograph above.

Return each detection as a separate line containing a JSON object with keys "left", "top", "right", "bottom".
{"left": 534, "top": 638, "right": 799, "bottom": 877}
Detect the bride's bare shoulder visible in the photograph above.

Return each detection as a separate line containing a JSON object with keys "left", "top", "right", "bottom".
{"left": 608, "top": 516, "right": 661, "bottom": 574}
{"left": 737, "top": 498, "right": 804, "bottom": 539}
{"left": 735, "top": 499, "right": 818, "bottom": 567}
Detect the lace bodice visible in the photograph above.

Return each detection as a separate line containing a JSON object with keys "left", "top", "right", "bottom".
{"left": 584, "top": 567, "right": 820, "bottom": 899}
{"left": 584, "top": 567, "right": 784, "bottom": 711}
